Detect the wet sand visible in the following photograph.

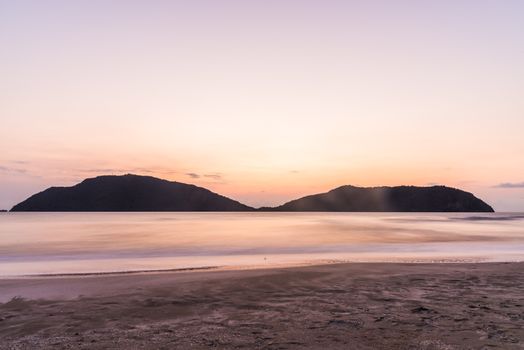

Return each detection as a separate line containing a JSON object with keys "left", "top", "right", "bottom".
{"left": 1, "top": 262, "right": 523, "bottom": 349}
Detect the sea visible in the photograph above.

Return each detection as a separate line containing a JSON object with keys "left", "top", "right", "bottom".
{"left": 0, "top": 212, "right": 523, "bottom": 276}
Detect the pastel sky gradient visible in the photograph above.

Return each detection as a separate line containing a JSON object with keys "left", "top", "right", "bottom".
{"left": 1, "top": 0, "right": 523, "bottom": 210}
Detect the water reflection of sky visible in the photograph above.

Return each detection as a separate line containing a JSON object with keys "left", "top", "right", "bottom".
{"left": 1, "top": 212, "right": 523, "bottom": 275}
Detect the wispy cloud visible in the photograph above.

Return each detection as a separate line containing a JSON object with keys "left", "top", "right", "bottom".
{"left": 495, "top": 182, "right": 524, "bottom": 188}
{"left": 81, "top": 168, "right": 128, "bottom": 174}
{"left": 185, "top": 173, "right": 223, "bottom": 181}
{"left": 78, "top": 167, "right": 178, "bottom": 176}
{"left": 0, "top": 165, "right": 27, "bottom": 174}
{"left": 203, "top": 174, "right": 222, "bottom": 180}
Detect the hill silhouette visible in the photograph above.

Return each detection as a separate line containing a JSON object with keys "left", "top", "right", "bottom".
{"left": 11, "top": 174, "right": 253, "bottom": 212}
{"left": 11, "top": 175, "right": 494, "bottom": 212}
{"left": 267, "top": 185, "right": 494, "bottom": 212}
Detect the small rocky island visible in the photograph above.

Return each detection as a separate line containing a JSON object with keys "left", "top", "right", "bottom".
{"left": 10, "top": 174, "right": 494, "bottom": 212}
{"left": 267, "top": 185, "right": 494, "bottom": 212}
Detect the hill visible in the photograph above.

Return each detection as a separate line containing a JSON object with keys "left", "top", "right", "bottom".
{"left": 11, "top": 177, "right": 494, "bottom": 212}
{"left": 266, "top": 185, "right": 494, "bottom": 212}
{"left": 10, "top": 174, "right": 253, "bottom": 211}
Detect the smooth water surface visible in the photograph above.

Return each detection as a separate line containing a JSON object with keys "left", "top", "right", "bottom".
{"left": 1, "top": 212, "right": 523, "bottom": 276}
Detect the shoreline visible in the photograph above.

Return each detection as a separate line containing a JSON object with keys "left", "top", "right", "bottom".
{"left": 1, "top": 256, "right": 516, "bottom": 280}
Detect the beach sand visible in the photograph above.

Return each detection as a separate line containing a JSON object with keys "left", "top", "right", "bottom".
{"left": 1, "top": 262, "right": 523, "bottom": 349}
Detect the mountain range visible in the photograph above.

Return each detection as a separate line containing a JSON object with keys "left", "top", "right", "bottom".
{"left": 10, "top": 174, "right": 494, "bottom": 212}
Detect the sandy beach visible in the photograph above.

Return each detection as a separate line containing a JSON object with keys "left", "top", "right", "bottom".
{"left": 0, "top": 262, "right": 523, "bottom": 349}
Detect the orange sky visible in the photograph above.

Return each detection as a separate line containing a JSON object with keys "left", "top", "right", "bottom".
{"left": 1, "top": 0, "right": 523, "bottom": 210}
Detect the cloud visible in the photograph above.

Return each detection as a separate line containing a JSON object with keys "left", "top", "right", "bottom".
{"left": 495, "top": 182, "right": 524, "bottom": 188}
{"left": 81, "top": 168, "right": 128, "bottom": 174}
{"left": 0, "top": 165, "right": 27, "bottom": 174}
{"left": 203, "top": 174, "right": 222, "bottom": 180}
{"left": 184, "top": 173, "right": 223, "bottom": 181}
{"left": 78, "top": 167, "right": 178, "bottom": 176}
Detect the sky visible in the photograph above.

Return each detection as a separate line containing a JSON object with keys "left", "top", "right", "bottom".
{"left": 1, "top": 0, "right": 523, "bottom": 210}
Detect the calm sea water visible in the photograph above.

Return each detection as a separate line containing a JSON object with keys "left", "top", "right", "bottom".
{"left": 1, "top": 212, "right": 523, "bottom": 276}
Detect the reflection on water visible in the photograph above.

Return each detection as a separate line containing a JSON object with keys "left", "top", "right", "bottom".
{"left": 0, "top": 212, "right": 523, "bottom": 276}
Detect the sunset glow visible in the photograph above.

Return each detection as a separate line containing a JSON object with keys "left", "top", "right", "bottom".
{"left": 1, "top": 0, "right": 523, "bottom": 210}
